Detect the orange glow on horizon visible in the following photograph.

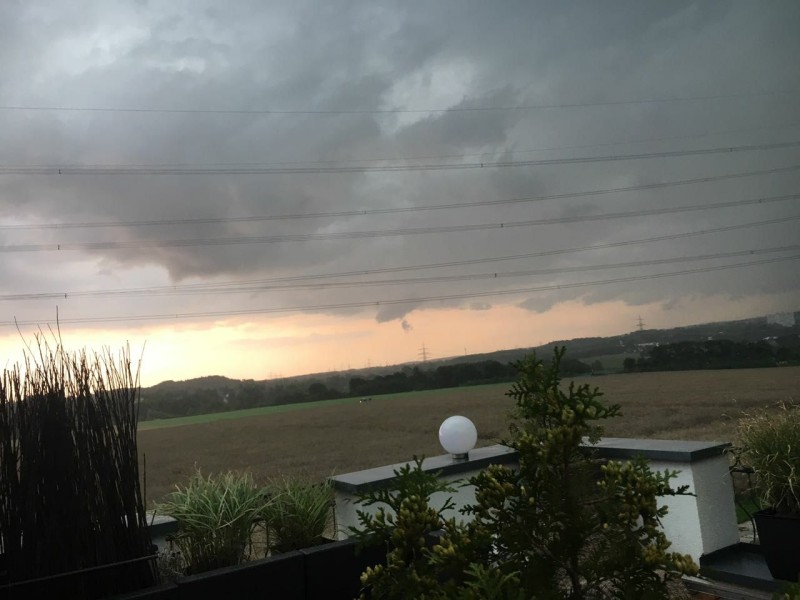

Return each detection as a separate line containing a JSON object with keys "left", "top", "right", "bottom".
{"left": 0, "top": 291, "right": 796, "bottom": 387}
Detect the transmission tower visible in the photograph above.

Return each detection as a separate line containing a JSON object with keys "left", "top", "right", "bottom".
{"left": 636, "top": 316, "right": 645, "bottom": 332}
{"left": 418, "top": 343, "right": 430, "bottom": 362}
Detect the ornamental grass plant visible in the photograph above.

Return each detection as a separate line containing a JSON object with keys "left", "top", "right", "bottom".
{"left": 0, "top": 334, "right": 156, "bottom": 597}
{"left": 262, "top": 475, "right": 335, "bottom": 552}
{"left": 159, "top": 470, "right": 270, "bottom": 574}
{"left": 735, "top": 403, "right": 800, "bottom": 515}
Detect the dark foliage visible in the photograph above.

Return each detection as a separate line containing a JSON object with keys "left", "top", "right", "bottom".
{"left": 0, "top": 334, "right": 156, "bottom": 597}
{"left": 347, "top": 358, "right": 589, "bottom": 398}
{"left": 629, "top": 338, "right": 800, "bottom": 371}
{"left": 353, "top": 349, "right": 697, "bottom": 599}
{"left": 139, "top": 359, "right": 536, "bottom": 420}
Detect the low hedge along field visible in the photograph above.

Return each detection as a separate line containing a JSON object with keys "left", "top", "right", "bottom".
{"left": 137, "top": 365, "right": 799, "bottom": 506}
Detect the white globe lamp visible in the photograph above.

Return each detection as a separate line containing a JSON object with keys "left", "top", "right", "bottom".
{"left": 439, "top": 415, "right": 477, "bottom": 461}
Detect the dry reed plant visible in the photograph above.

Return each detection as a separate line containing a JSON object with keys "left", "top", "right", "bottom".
{"left": 0, "top": 332, "right": 155, "bottom": 597}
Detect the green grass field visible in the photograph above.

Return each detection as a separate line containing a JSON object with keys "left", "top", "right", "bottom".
{"left": 583, "top": 353, "right": 639, "bottom": 372}
{"left": 139, "top": 397, "right": 361, "bottom": 430}
{"left": 138, "top": 383, "right": 509, "bottom": 431}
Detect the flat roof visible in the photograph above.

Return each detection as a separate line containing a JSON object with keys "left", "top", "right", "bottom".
{"left": 331, "top": 444, "right": 517, "bottom": 493}
{"left": 330, "top": 438, "right": 730, "bottom": 493}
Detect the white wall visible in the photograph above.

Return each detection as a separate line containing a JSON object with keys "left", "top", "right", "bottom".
{"left": 332, "top": 440, "right": 740, "bottom": 562}
{"left": 334, "top": 467, "right": 485, "bottom": 540}
{"left": 648, "top": 455, "right": 738, "bottom": 560}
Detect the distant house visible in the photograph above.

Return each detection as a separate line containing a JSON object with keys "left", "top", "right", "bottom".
{"left": 766, "top": 312, "right": 797, "bottom": 327}
{"left": 634, "top": 342, "right": 660, "bottom": 353}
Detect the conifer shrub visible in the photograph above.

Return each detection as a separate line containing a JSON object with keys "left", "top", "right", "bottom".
{"left": 352, "top": 457, "right": 457, "bottom": 600}
{"left": 355, "top": 348, "right": 697, "bottom": 600}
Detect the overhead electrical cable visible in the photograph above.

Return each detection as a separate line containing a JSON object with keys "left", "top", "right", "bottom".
{"left": 6, "top": 121, "right": 800, "bottom": 171}
{"left": 3, "top": 164, "right": 798, "bottom": 231}
{"left": 4, "top": 254, "right": 798, "bottom": 327}
{"left": 0, "top": 89, "right": 795, "bottom": 116}
{"left": 2, "top": 193, "right": 797, "bottom": 252}
{"left": 0, "top": 215, "right": 800, "bottom": 300}
{"left": 1, "top": 141, "right": 799, "bottom": 175}
{"left": 7, "top": 245, "right": 796, "bottom": 301}
{"left": 4, "top": 214, "right": 797, "bottom": 299}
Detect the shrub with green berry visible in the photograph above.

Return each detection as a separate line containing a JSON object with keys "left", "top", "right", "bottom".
{"left": 355, "top": 348, "right": 698, "bottom": 599}
{"left": 351, "top": 457, "right": 458, "bottom": 600}
{"left": 437, "top": 348, "right": 698, "bottom": 599}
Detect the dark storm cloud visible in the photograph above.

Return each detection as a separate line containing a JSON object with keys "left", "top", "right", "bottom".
{"left": 1, "top": 0, "right": 799, "bottom": 327}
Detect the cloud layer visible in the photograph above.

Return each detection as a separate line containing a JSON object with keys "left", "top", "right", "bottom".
{"left": 1, "top": 0, "right": 799, "bottom": 333}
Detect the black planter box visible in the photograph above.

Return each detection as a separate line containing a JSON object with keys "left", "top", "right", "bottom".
{"left": 0, "top": 554, "right": 158, "bottom": 600}
{"left": 14, "top": 536, "right": 389, "bottom": 599}
{"left": 110, "top": 583, "right": 179, "bottom": 600}
{"left": 175, "top": 551, "right": 305, "bottom": 600}
{"left": 301, "top": 538, "right": 386, "bottom": 600}
{"left": 754, "top": 509, "right": 800, "bottom": 582}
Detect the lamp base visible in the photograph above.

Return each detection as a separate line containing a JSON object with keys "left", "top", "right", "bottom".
{"left": 452, "top": 452, "right": 469, "bottom": 462}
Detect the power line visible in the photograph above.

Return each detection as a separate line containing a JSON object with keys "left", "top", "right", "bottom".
{"left": 7, "top": 121, "right": 800, "bottom": 171}
{"left": 1, "top": 140, "right": 798, "bottom": 176}
{"left": 0, "top": 89, "right": 795, "bottom": 116}
{"left": 2, "top": 193, "right": 796, "bottom": 253}
{"left": 7, "top": 244, "right": 796, "bottom": 301}
{"left": 5, "top": 214, "right": 796, "bottom": 299}
{"left": 2, "top": 213, "right": 791, "bottom": 302}
{"left": 4, "top": 163, "right": 798, "bottom": 231}
{"left": 4, "top": 254, "right": 797, "bottom": 327}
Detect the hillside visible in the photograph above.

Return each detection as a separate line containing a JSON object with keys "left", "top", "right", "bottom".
{"left": 446, "top": 311, "right": 800, "bottom": 364}
{"left": 139, "top": 311, "right": 799, "bottom": 421}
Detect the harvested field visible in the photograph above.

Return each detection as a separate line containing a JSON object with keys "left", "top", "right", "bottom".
{"left": 137, "top": 366, "right": 799, "bottom": 506}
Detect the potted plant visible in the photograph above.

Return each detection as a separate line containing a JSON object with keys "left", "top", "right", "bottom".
{"left": 261, "top": 475, "right": 335, "bottom": 553}
{"left": 0, "top": 336, "right": 158, "bottom": 599}
{"left": 735, "top": 403, "right": 800, "bottom": 581}
{"left": 158, "top": 470, "right": 271, "bottom": 575}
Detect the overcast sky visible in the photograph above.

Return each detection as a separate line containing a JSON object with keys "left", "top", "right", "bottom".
{"left": 1, "top": 0, "right": 799, "bottom": 384}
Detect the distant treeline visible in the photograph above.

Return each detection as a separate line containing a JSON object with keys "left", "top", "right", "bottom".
{"left": 346, "top": 357, "right": 587, "bottom": 396}
{"left": 138, "top": 335, "right": 800, "bottom": 421}
{"left": 624, "top": 336, "right": 800, "bottom": 372}
{"left": 139, "top": 357, "right": 591, "bottom": 421}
